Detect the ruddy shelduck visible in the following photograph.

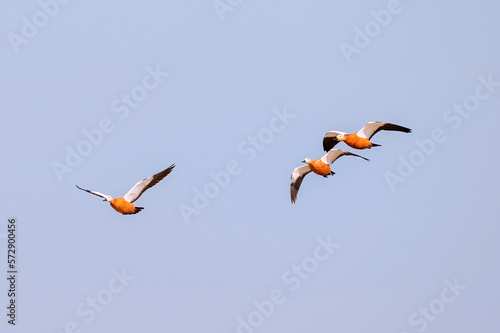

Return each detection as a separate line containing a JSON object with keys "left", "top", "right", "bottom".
{"left": 76, "top": 164, "right": 175, "bottom": 215}
{"left": 323, "top": 122, "right": 411, "bottom": 151}
{"left": 290, "top": 150, "right": 368, "bottom": 203}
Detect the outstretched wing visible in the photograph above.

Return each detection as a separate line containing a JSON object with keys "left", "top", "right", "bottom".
{"left": 323, "top": 131, "right": 347, "bottom": 152}
{"left": 290, "top": 165, "right": 311, "bottom": 204}
{"left": 75, "top": 185, "right": 108, "bottom": 200}
{"left": 357, "top": 122, "right": 412, "bottom": 139}
{"left": 321, "top": 149, "right": 369, "bottom": 165}
{"left": 123, "top": 164, "right": 175, "bottom": 203}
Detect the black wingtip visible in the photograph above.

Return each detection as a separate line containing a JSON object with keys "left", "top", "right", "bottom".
{"left": 349, "top": 152, "right": 370, "bottom": 161}
{"left": 165, "top": 163, "right": 176, "bottom": 173}
{"left": 393, "top": 124, "right": 412, "bottom": 133}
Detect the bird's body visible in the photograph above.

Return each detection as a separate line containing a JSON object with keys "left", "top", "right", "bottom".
{"left": 323, "top": 122, "right": 411, "bottom": 151}
{"left": 109, "top": 197, "right": 143, "bottom": 215}
{"left": 76, "top": 164, "right": 175, "bottom": 215}
{"left": 305, "top": 157, "right": 333, "bottom": 177}
{"left": 290, "top": 150, "right": 368, "bottom": 203}
{"left": 340, "top": 133, "right": 373, "bottom": 150}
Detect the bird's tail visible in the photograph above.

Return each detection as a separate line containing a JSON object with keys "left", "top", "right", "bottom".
{"left": 125, "top": 207, "right": 144, "bottom": 215}
{"left": 371, "top": 143, "right": 381, "bottom": 147}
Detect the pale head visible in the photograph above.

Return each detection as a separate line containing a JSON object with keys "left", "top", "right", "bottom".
{"left": 336, "top": 134, "right": 346, "bottom": 141}
{"left": 301, "top": 158, "right": 312, "bottom": 164}
{"left": 103, "top": 195, "right": 113, "bottom": 202}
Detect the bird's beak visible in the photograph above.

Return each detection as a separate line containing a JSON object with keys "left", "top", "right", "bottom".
{"left": 103, "top": 198, "right": 107, "bottom": 202}
{"left": 301, "top": 160, "right": 306, "bottom": 163}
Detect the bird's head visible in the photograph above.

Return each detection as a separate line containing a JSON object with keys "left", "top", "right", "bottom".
{"left": 103, "top": 195, "right": 113, "bottom": 202}
{"left": 336, "top": 134, "right": 346, "bottom": 141}
{"left": 302, "top": 158, "right": 312, "bottom": 164}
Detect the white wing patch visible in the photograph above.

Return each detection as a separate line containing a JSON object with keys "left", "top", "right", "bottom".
{"left": 321, "top": 149, "right": 369, "bottom": 165}
{"left": 123, "top": 164, "right": 175, "bottom": 203}
{"left": 356, "top": 122, "right": 378, "bottom": 139}
{"left": 291, "top": 165, "right": 311, "bottom": 182}
{"left": 325, "top": 130, "right": 347, "bottom": 137}
{"left": 290, "top": 165, "right": 311, "bottom": 203}
{"left": 123, "top": 179, "right": 150, "bottom": 203}
{"left": 321, "top": 149, "right": 345, "bottom": 165}
{"left": 89, "top": 190, "right": 108, "bottom": 198}
{"left": 75, "top": 185, "right": 109, "bottom": 199}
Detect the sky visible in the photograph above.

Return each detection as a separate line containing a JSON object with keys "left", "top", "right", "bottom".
{"left": 1, "top": 0, "right": 500, "bottom": 332}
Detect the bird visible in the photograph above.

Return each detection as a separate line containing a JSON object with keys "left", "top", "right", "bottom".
{"left": 290, "top": 150, "right": 368, "bottom": 203}
{"left": 76, "top": 164, "right": 175, "bottom": 215}
{"left": 323, "top": 122, "right": 411, "bottom": 151}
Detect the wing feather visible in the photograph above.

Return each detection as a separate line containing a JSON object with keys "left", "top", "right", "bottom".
{"left": 75, "top": 185, "right": 108, "bottom": 199}
{"left": 322, "top": 131, "right": 347, "bottom": 152}
{"left": 321, "top": 149, "right": 369, "bottom": 165}
{"left": 290, "top": 165, "right": 311, "bottom": 204}
{"left": 123, "top": 164, "right": 175, "bottom": 203}
{"left": 357, "top": 122, "right": 412, "bottom": 139}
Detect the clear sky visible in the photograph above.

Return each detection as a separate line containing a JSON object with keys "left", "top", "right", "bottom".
{"left": 1, "top": 0, "right": 499, "bottom": 332}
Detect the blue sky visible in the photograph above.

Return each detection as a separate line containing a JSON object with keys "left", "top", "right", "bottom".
{"left": 1, "top": 0, "right": 500, "bottom": 332}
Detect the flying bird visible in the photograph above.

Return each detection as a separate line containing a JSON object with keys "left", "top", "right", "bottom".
{"left": 323, "top": 122, "right": 411, "bottom": 151}
{"left": 290, "top": 150, "right": 368, "bottom": 203}
{"left": 76, "top": 164, "right": 175, "bottom": 215}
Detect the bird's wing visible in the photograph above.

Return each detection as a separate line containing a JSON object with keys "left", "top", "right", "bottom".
{"left": 323, "top": 131, "right": 347, "bottom": 151}
{"left": 123, "top": 164, "right": 175, "bottom": 203}
{"left": 75, "top": 185, "right": 108, "bottom": 199}
{"left": 357, "top": 122, "right": 412, "bottom": 139}
{"left": 290, "top": 165, "right": 311, "bottom": 204}
{"left": 321, "top": 149, "right": 369, "bottom": 165}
